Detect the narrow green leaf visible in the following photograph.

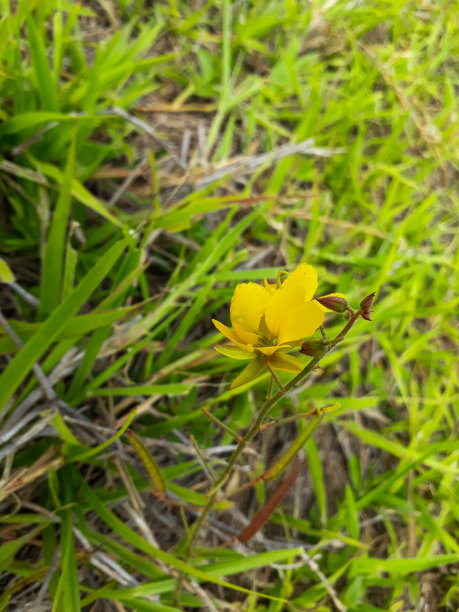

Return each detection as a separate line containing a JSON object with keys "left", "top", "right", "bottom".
{"left": 201, "top": 547, "right": 307, "bottom": 576}
{"left": 0, "top": 258, "right": 14, "bottom": 284}
{"left": 0, "top": 307, "right": 138, "bottom": 354}
{"left": 88, "top": 549, "right": 305, "bottom": 603}
{"left": 127, "top": 429, "right": 166, "bottom": 496}
{"left": 65, "top": 327, "right": 111, "bottom": 401}
{"left": 0, "top": 526, "right": 43, "bottom": 572}
{"left": 341, "top": 420, "right": 457, "bottom": 476}
{"left": 90, "top": 384, "right": 193, "bottom": 397}
{"left": 166, "top": 483, "right": 231, "bottom": 510}
{"left": 73, "top": 417, "right": 136, "bottom": 462}
{"left": 305, "top": 435, "right": 327, "bottom": 525}
{"left": 101, "top": 595, "right": 178, "bottom": 612}
{"left": 52, "top": 411, "right": 82, "bottom": 446}
{"left": 54, "top": 410, "right": 136, "bottom": 462}
{"left": 0, "top": 112, "right": 110, "bottom": 136}
{"left": 80, "top": 479, "right": 283, "bottom": 602}
{"left": 127, "top": 208, "right": 260, "bottom": 343}
{"left": 62, "top": 244, "right": 77, "bottom": 299}
{"left": 27, "top": 14, "right": 59, "bottom": 111}
{"left": 344, "top": 485, "right": 360, "bottom": 541}
{"left": 39, "top": 131, "right": 76, "bottom": 315}
{"left": 350, "top": 554, "right": 459, "bottom": 576}
{"left": 34, "top": 159, "right": 124, "bottom": 228}
{"left": 0, "top": 238, "right": 128, "bottom": 411}
{"left": 53, "top": 510, "right": 80, "bottom": 612}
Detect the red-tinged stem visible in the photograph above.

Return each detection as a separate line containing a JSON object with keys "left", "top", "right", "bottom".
{"left": 174, "top": 308, "right": 363, "bottom": 605}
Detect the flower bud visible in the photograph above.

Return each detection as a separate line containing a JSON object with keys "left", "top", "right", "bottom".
{"left": 300, "top": 339, "right": 326, "bottom": 356}
{"left": 359, "top": 292, "right": 375, "bottom": 321}
{"left": 315, "top": 295, "right": 349, "bottom": 313}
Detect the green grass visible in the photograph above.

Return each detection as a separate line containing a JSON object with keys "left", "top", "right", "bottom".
{"left": 0, "top": 0, "right": 458, "bottom": 610}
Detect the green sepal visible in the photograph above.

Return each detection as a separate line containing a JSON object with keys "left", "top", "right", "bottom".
{"left": 269, "top": 352, "right": 304, "bottom": 373}
{"left": 229, "top": 354, "right": 267, "bottom": 389}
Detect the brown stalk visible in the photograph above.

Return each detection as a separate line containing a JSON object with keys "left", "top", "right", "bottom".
{"left": 235, "top": 459, "right": 307, "bottom": 543}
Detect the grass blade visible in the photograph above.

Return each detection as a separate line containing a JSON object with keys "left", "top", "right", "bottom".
{"left": 127, "top": 429, "right": 166, "bottom": 498}
{"left": 0, "top": 238, "right": 129, "bottom": 411}
{"left": 39, "top": 130, "right": 76, "bottom": 316}
{"left": 27, "top": 13, "right": 59, "bottom": 112}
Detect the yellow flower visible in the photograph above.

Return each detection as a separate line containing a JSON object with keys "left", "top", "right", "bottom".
{"left": 212, "top": 263, "right": 345, "bottom": 389}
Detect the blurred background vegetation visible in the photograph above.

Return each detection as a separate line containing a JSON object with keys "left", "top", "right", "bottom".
{"left": 0, "top": 0, "right": 458, "bottom": 610}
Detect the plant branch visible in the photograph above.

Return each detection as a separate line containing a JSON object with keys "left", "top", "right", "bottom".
{"left": 174, "top": 308, "right": 363, "bottom": 604}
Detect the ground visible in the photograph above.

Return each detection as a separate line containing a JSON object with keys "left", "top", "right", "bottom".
{"left": 0, "top": 0, "right": 458, "bottom": 610}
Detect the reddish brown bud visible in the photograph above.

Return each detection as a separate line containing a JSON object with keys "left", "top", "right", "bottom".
{"left": 300, "top": 339, "right": 326, "bottom": 356}
{"left": 315, "top": 295, "right": 349, "bottom": 313}
{"left": 360, "top": 292, "right": 375, "bottom": 321}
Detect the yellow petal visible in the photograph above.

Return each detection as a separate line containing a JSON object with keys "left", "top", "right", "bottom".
{"left": 256, "top": 345, "right": 282, "bottom": 356}
{"left": 268, "top": 352, "right": 304, "bottom": 373}
{"left": 230, "top": 282, "right": 272, "bottom": 345}
{"left": 212, "top": 319, "right": 254, "bottom": 352}
{"left": 264, "top": 281, "right": 305, "bottom": 339}
{"left": 276, "top": 343, "right": 297, "bottom": 352}
{"left": 315, "top": 292, "right": 347, "bottom": 312}
{"left": 256, "top": 344, "right": 295, "bottom": 355}
{"left": 212, "top": 319, "right": 241, "bottom": 344}
{"left": 277, "top": 301, "right": 324, "bottom": 345}
{"left": 282, "top": 263, "right": 318, "bottom": 301}
{"left": 263, "top": 278, "right": 277, "bottom": 295}
{"left": 214, "top": 344, "right": 254, "bottom": 359}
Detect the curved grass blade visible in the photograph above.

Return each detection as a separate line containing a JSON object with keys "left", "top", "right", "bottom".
{"left": 79, "top": 478, "right": 284, "bottom": 603}
{"left": 39, "top": 130, "right": 76, "bottom": 316}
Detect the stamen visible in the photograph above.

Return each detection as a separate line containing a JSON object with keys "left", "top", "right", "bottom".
{"left": 276, "top": 270, "right": 289, "bottom": 288}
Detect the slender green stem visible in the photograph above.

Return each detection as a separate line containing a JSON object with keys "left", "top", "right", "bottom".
{"left": 267, "top": 362, "right": 285, "bottom": 392}
{"left": 267, "top": 375, "right": 274, "bottom": 401}
{"left": 174, "top": 310, "right": 362, "bottom": 604}
{"left": 201, "top": 407, "right": 243, "bottom": 442}
{"left": 184, "top": 352, "right": 325, "bottom": 556}
{"left": 189, "top": 434, "right": 217, "bottom": 483}
{"left": 326, "top": 309, "right": 360, "bottom": 347}
{"left": 259, "top": 403, "right": 338, "bottom": 431}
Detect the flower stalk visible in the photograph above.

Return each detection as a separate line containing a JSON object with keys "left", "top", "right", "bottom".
{"left": 174, "top": 266, "right": 374, "bottom": 604}
{"left": 183, "top": 303, "right": 365, "bottom": 557}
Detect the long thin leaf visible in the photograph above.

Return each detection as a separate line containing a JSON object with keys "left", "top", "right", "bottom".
{"left": 0, "top": 238, "right": 128, "bottom": 411}
{"left": 0, "top": 112, "right": 110, "bottom": 136}
{"left": 34, "top": 159, "right": 125, "bottom": 228}
{"left": 27, "top": 15, "right": 59, "bottom": 112}
{"left": 90, "top": 384, "right": 193, "bottom": 397}
{"left": 80, "top": 479, "right": 284, "bottom": 603}
{"left": 39, "top": 130, "right": 76, "bottom": 315}
{"left": 53, "top": 508, "right": 80, "bottom": 612}
{"left": 127, "top": 429, "right": 166, "bottom": 497}
{"left": 0, "top": 258, "right": 14, "bottom": 283}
